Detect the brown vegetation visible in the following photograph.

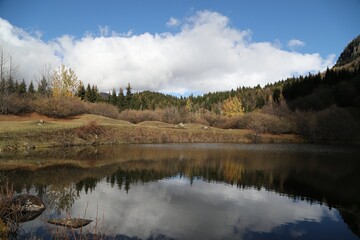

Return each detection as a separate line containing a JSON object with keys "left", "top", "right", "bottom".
{"left": 1, "top": 94, "right": 120, "bottom": 119}
{"left": 0, "top": 113, "right": 304, "bottom": 152}
{"left": 293, "top": 105, "right": 358, "bottom": 142}
{"left": 75, "top": 121, "right": 105, "bottom": 140}
{"left": 34, "top": 97, "right": 87, "bottom": 118}
{"left": 0, "top": 176, "right": 18, "bottom": 235}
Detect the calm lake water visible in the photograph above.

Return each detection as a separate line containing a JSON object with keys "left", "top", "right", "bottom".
{"left": 1, "top": 143, "right": 360, "bottom": 240}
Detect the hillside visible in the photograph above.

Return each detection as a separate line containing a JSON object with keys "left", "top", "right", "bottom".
{"left": 334, "top": 34, "right": 360, "bottom": 70}
{"left": 1, "top": 35, "right": 360, "bottom": 144}
{"left": 0, "top": 113, "right": 303, "bottom": 152}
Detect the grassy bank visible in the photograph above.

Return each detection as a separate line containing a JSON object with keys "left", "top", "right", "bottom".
{"left": 0, "top": 113, "right": 304, "bottom": 152}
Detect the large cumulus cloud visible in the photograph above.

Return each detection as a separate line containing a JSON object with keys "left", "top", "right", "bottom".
{"left": 0, "top": 11, "right": 335, "bottom": 94}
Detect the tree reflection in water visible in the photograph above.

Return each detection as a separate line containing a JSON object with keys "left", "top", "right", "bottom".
{"left": 0, "top": 143, "right": 359, "bottom": 238}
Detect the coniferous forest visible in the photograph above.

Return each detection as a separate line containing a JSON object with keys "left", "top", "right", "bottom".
{"left": 1, "top": 35, "right": 360, "bottom": 143}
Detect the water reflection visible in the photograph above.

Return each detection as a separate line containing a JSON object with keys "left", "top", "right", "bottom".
{"left": 0, "top": 143, "right": 359, "bottom": 239}
{"left": 69, "top": 178, "right": 349, "bottom": 240}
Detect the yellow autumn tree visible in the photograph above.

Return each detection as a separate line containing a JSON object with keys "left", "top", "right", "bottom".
{"left": 185, "top": 98, "right": 193, "bottom": 112}
{"left": 222, "top": 97, "right": 244, "bottom": 117}
{"left": 52, "top": 64, "right": 80, "bottom": 98}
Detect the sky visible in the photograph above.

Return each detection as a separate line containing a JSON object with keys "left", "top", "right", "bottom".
{"left": 0, "top": 0, "right": 359, "bottom": 95}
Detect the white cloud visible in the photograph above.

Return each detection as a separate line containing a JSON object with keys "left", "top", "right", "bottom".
{"left": 0, "top": 18, "right": 61, "bottom": 82}
{"left": 166, "top": 17, "right": 180, "bottom": 27}
{"left": 288, "top": 39, "right": 306, "bottom": 48}
{"left": 0, "top": 11, "right": 335, "bottom": 95}
{"left": 98, "top": 25, "right": 110, "bottom": 37}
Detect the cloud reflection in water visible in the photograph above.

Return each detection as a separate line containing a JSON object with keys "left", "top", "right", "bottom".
{"left": 68, "top": 176, "right": 340, "bottom": 240}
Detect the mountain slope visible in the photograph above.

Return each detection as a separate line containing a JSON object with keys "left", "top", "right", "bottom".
{"left": 334, "top": 35, "right": 360, "bottom": 70}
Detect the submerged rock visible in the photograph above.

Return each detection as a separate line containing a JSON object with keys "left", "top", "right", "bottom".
{"left": 0, "top": 194, "right": 45, "bottom": 223}
{"left": 48, "top": 218, "right": 93, "bottom": 228}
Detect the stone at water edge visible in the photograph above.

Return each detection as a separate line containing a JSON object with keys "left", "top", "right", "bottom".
{"left": 11, "top": 195, "right": 45, "bottom": 212}
{"left": 0, "top": 194, "right": 45, "bottom": 222}
{"left": 47, "top": 218, "right": 93, "bottom": 228}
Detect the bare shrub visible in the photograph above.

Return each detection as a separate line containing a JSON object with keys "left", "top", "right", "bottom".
{"left": 293, "top": 110, "right": 317, "bottom": 139}
{"left": 317, "top": 106, "right": 357, "bottom": 141}
{"left": 261, "top": 101, "right": 292, "bottom": 118}
{"left": 75, "top": 121, "right": 104, "bottom": 139}
{"left": 0, "top": 94, "right": 34, "bottom": 115}
{"left": 0, "top": 176, "right": 18, "bottom": 235}
{"left": 35, "top": 97, "right": 87, "bottom": 118}
{"left": 211, "top": 115, "right": 239, "bottom": 129}
{"left": 202, "top": 111, "right": 219, "bottom": 126}
{"left": 119, "top": 109, "right": 162, "bottom": 123}
{"left": 293, "top": 106, "right": 357, "bottom": 142}
{"left": 184, "top": 112, "right": 209, "bottom": 125}
{"left": 198, "top": 112, "right": 247, "bottom": 129}
{"left": 162, "top": 107, "right": 184, "bottom": 124}
{"left": 86, "top": 102, "right": 119, "bottom": 119}
{"left": 245, "top": 112, "right": 295, "bottom": 134}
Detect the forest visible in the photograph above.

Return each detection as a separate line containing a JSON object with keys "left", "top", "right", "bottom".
{"left": 1, "top": 35, "right": 360, "bottom": 143}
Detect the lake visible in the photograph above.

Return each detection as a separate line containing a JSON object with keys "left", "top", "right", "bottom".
{"left": 0, "top": 143, "right": 359, "bottom": 240}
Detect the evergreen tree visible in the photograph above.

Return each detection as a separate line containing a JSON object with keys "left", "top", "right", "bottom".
{"left": 118, "top": 88, "right": 126, "bottom": 111}
{"left": 14, "top": 81, "right": 19, "bottom": 94}
{"left": 255, "top": 94, "right": 266, "bottom": 109}
{"left": 138, "top": 95, "right": 148, "bottom": 110}
{"left": 91, "top": 85, "right": 100, "bottom": 102}
{"left": 0, "top": 78, "right": 5, "bottom": 94}
{"left": 18, "top": 79, "right": 27, "bottom": 95}
{"left": 125, "top": 83, "right": 133, "bottom": 109}
{"left": 272, "top": 88, "right": 281, "bottom": 104}
{"left": 76, "top": 82, "right": 86, "bottom": 100}
{"left": 110, "top": 88, "right": 118, "bottom": 105}
{"left": 85, "top": 84, "right": 92, "bottom": 102}
{"left": 7, "top": 77, "right": 15, "bottom": 94}
{"left": 28, "top": 81, "right": 35, "bottom": 94}
{"left": 37, "top": 76, "right": 51, "bottom": 96}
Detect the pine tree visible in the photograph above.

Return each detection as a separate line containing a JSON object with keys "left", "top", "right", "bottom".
{"left": 18, "top": 79, "right": 27, "bottom": 95}
{"left": 118, "top": 88, "right": 126, "bottom": 111}
{"left": 85, "top": 84, "right": 92, "bottom": 102}
{"left": 37, "top": 76, "right": 51, "bottom": 96}
{"left": 110, "top": 88, "right": 118, "bottom": 105}
{"left": 76, "top": 82, "right": 86, "bottom": 100}
{"left": 7, "top": 77, "right": 15, "bottom": 94}
{"left": 125, "top": 83, "right": 133, "bottom": 109}
{"left": 91, "top": 85, "right": 100, "bottom": 102}
{"left": 0, "top": 78, "right": 5, "bottom": 94}
{"left": 28, "top": 81, "right": 35, "bottom": 94}
{"left": 14, "top": 81, "right": 19, "bottom": 94}
{"left": 272, "top": 88, "right": 281, "bottom": 104}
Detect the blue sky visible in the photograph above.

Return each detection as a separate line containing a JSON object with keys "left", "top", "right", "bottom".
{"left": 0, "top": 0, "right": 359, "bottom": 94}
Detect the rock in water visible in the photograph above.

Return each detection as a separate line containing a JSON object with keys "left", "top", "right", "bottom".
{"left": 48, "top": 218, "right": 93, "bottom": 228}
{"left": 0, "top": 194, "right": 45, "bottom": 222}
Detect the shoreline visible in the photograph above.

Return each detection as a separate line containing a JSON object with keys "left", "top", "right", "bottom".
{"left": 0, "top": 114, "right": 305, "bottom": 152}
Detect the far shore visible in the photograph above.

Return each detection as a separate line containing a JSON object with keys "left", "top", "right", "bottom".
{"left": 0, "top": 113, "right": 305, "bottom": 152}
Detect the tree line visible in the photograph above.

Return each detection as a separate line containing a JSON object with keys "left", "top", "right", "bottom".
{"left": 1, "top": 46, "right": 360, "bottom": 142}
{"left": 2, "top": 47, "right": 359, "bottom": 117}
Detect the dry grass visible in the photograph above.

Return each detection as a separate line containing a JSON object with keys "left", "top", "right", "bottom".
{"left": 0, "top": 114, "right": 131, "bottom": 134}
{"left": 0, "top": 113, "right": 304, "bottom": 151}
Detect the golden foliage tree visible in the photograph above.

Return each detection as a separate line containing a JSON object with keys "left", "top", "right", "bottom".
{"left": 185, "top": 98, "right": 193, "bottom": 112}
{"left": 222, "top": 97, "right": 244, "bottom": 117}
{"left": 52, "top": 65, "right": 80, "bottom": 98}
